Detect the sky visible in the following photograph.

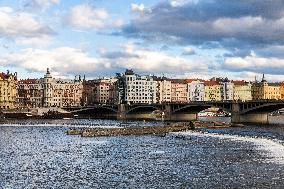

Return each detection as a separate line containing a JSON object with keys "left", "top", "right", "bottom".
{"left": 0, "top": 0, "right": 283, "bottom": 82}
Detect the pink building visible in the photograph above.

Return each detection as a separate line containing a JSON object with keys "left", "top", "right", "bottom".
{"left": 170, "top": 79, "right": 188, "bottom": 103}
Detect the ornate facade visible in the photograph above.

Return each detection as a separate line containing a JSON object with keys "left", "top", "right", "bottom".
{"left": 0, "top": 71, "right": 17, "bottom": 109}
{"left": 17, "top": 69, "right": 83, "bottom": 108}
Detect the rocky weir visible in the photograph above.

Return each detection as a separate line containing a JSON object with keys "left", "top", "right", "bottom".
{"left": 66, "top": 121, "right": 244, "bottom": 137}
{"left": 67, "top": 122, "right": 194, "bottom": 137}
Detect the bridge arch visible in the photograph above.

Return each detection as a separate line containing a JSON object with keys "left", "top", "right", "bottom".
{"left": 172, "top": 104, "right": 212, "bottom": 114}
{"left": 126, "top": 105, "right": 162, "bottom": 114}
{"left": 241, "top": 103, "right": 284, "bottom": 114}
{"left": 71, "top": 106, "right": 118, "bottom": 114}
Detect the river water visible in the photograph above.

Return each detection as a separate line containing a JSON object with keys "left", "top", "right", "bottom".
{"left": 1, "top": 118, "right": 284, "bottom": 188}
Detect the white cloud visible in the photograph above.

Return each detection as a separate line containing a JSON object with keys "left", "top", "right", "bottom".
{"left": 131, "top": 3, "right": 145, "bottom": 13}
{"left": 181, "top": 47, "right": 196, "bottom": 56}
{"left": 225, "top": 55, "right": 284, "bottom": 69}
{"left": 15, "top": 35, "right": 53, "bottom": 48}
{"left": 102, "top": 43, "right": 208, "bottom": 74}
{"left": 0, "top": 47, "right": 104, "bottom": 77}
{"left": 131, "top": 3, "right": 151, "bottom": 14}
{"left": 0, "top": 6, "right": 54, "bottom": 39}
{"left": 224, "top": 54, "right": 284, "bottom": 75}
{"left": 170, "top": 0, "right": 199, "bottom": 7}
{"left": 0, "top": 44, "right": 208, "bottom": 77}
{"left": 66, "top": 4, "right": 122, "bottom": 29}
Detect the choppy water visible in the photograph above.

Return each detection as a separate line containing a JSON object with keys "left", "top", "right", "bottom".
{"left": 1, "top": 119, "right": 284, "bottom": 188}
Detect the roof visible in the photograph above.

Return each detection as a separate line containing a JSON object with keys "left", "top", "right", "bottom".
{"left": 170, "top": 79, "right": 188, "bottom": 84}
{"left": 185, "top": 79, "right": 204, "bottom": 83}
{"left": 204, "top": 80, "right": 220, "bottom": 86}
{"left": 0, "top": 72, "right": 17, "bottom": 81}
{"left": 268, "top": 83, "right": 281, "bottom": 86}
{"left": 232, "top": 80, "right": 248, "bottom": 85}
{"left": 18, "top": 79, "right": 38, "bottom": 84}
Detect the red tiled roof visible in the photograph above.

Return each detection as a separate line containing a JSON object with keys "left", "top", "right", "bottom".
{"left": 232, "top": 80, "right": 247, "bottom": 85}
{"left": 0, "top": 72, "right": 17, "bottom": 80}
{"left": 204, "top": 80, "right": 219, "bottom": 86}
{"left": 185, "top": 79, "right": 204, "bottom": 83}
{"left": 170, "top": 79, "right": 188, "bottom": 84}
{"left": 18, "top": 79, "right": 37, "bottom": 84}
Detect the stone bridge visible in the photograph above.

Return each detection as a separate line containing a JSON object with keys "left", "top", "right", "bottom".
{"left": 64, "top": 100, "right": 284, "bottom": 124}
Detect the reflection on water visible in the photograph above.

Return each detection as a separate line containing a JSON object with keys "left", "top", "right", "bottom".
{"left": 0, "top": 119, "right": 284, "bottom": 188}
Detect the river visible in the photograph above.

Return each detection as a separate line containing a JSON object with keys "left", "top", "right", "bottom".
{"left": 0, "top": 117, "right": 284, "bottom": 188}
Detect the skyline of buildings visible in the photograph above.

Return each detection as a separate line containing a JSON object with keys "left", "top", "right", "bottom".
{"left": 0, "top": 68, "right": 284, "bottom": 109}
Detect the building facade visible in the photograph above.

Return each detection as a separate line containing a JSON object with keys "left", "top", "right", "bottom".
{"left": 17, "top": 69, "right": 83, "bottom": 108}
{"left": 117, "top": 70, "right": 157, "bottom": 104}
{"left": 204, "top": 81, "right": 221, "bottom": 101}
{"left": 252, "top": 75, "right": 281, "bottom": 100}
{"left": 187, "top": 79, "right": 205, "bottom": 101}
{"left": 171, "top": 79, "right": 188, "bottom": 103}
{"left": 156, "top": 78, "right": 172, "bottom": 103}
{"left": 280, "top": 83, "right": 284, "bottom": 100}
{"left": 232, "top": 81, "right": 252, "bottom": 101}
{"left": 82, "top": 78, "right": 117, "bottom": 105}
{"left": 0, "top": 71, "right": 17, "bottom": 109}
{"left": 220, "top": 78, "right": 234, "bottom": 101}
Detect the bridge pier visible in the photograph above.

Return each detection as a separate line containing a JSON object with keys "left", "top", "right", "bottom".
{"left": 170, "top": 113, "right": 198, "bottom": 121}
{"left": 117, "top": 104, "right": 126, "bottom": 120}
{"left": 164, "top": 104, "right": 197, "bottom": 121}
{"left": 231, "top": 113, "right": 269, "bottom": 125}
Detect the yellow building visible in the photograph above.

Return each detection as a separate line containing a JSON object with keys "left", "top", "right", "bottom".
{"left": 232, "top": 81, "right": 252, "bottom": 101}
{"left": 252, "top": 75, "right": 281, "bottom": 100}
{"left": 280, "top": 83, "right": 284, "bottom": 100}
{"left": 204, "top": 81, "right": 221, "bottom": 101}
{"left": 0, "top": 71, "right": 17, "bottom": 109}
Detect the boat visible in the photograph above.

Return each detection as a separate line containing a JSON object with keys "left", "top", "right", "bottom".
{"left": 198, "top": 112, "right": 216, "bottom": 117}
{"left": 41, "top": 110, "right": 73, "bottom": 119}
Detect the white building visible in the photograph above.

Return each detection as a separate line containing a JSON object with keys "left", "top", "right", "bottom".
{"left": 121, "top": 70, "right": 158, "bottom": 104}
{"left": 220, "top": 78, "right": 234, "bottom": 101}
{"left": 187, "top": 80, "right": 205, "bottom": 101}
{"left": 157, "top": 78, "right": 172, "bottom": 103}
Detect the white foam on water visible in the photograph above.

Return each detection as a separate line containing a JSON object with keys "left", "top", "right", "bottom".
{"left": 149, "top": 150, "right": 165, "bottom": 155}
{"left": 173, "top": 131, "right": 284, "bottom": 165}
{"left": 81, "top": 140, "right": 109, "bottom": 145}
{"left": 0, "top": 124, "right": 122, "bottom": 128}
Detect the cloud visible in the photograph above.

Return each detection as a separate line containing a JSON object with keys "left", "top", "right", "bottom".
{"left": 0, "top": 47, "right": 106, "bottom": 77}
{"left": 122, "top": 0, "right": 284, "bottom": 49}
{"left": 15, "top": 35, "right": 53, "bottom": 48}
{"left": 23, "top": 0, "right": 60, "bottom": 10}
{"left": 100, "top": 43, "right": 208, "bottom": 74}
{"left": 0, "top": 6, "right": 54, "bottom": 42}
{"left": 131, "top": 3, "right": 145, "bottom": 13}
{"left": 0, "top": 44, "right": 208, "bottom": 77}
{"left": 66, "top": 4, "right": 123, "bottom": 29}
{"left": 131, "top": 3, "right": 151, "bottom": 14}
{"left": 224, "top": 53, "right": 284, "bottom": 75}
{"left": 181, "top": 47, "right": 196, "bottom": 56}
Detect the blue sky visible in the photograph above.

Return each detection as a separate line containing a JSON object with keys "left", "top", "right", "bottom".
{"left": 0, "top": 0, "right": 283, "bottom": 81}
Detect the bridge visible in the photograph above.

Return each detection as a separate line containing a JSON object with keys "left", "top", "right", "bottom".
{"left": 63, "top": 100, "right": 284, "bottom": 124}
